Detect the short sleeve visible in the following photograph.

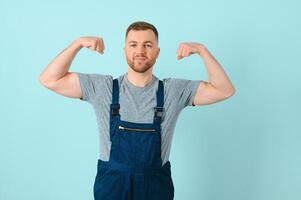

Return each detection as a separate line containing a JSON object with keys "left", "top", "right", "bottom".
{"left": 75, "top": 72, "right": 113, "bottom": 102}
{"left": 164, "top": 78, "right": 201, "bottom": 109}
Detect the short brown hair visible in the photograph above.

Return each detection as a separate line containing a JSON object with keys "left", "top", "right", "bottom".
{"left": 125, "top": 21, "right": 158, "bottom": 42}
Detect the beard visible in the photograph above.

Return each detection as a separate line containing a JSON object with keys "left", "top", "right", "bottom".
{"left": 126, "top": 56, "right": 157, "bottom": 73}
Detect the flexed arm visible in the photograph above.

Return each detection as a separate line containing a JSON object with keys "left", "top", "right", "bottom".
{"left": 38, "top": 36, "right": 105, "bottom": 99}
{"left": 177, "top": 42, "right": 235, "bottom": 105}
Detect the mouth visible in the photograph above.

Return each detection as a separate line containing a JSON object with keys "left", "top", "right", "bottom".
{"left": 135, "top": 57, "right": 147, "bottom": 60}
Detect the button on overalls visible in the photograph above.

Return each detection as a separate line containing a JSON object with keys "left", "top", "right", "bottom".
{"left": 93, "top": 78, "right": 174, "bottom": 200}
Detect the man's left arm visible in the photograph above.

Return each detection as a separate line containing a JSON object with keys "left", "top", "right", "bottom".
{"left": 177, "top": 42, "right": 236, "bottom": 106}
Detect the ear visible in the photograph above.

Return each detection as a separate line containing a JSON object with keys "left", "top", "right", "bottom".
{"left": 156, "top": 48, "right": 160, "bottom": 58}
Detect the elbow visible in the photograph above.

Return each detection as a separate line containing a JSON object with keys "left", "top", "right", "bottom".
{"left": 38, "top": 75, "right": 54, "bottom": 89}
{"left": 224, "top": 87, "right": 236, "bottom": 98}
{"left": 38, "top": 76, "right": 44, "bottom": 85}
{"left": 38, "top": 75, "right": 48, "bottom": 87}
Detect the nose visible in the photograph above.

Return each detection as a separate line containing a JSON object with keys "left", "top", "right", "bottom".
{"left": 136, "top": 45, "right": 146, "bottom": 54}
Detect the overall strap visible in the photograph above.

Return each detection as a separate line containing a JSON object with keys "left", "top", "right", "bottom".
{"left": 109, "top": 78, "right": 120, "bottom": 141}
{"left": 153, "top": 80, "right": 164, "bottom": 124}
{"left": 110, "top": 78, "right": 120, "bottom": 117}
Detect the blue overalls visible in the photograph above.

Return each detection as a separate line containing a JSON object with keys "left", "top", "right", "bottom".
{"left": 93, "top": 78, "right": 174, "bottom": 200}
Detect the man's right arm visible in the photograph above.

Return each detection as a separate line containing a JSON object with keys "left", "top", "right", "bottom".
{"left": 38, "top": 37, "right": 105, "bottom": 99}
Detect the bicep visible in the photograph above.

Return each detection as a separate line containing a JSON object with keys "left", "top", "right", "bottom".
{"left": 193, "top": 81, "right": 231, "bottom": 105}
{"left": 42, "top": 72, "right": 82, "bottom": 99}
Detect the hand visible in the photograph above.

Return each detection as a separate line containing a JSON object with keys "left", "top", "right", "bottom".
{"left": 176, "top": 42, "right": 203, "bottom": 60}
{"left": 76, "top": 36, "right": 105, "bottom": 54}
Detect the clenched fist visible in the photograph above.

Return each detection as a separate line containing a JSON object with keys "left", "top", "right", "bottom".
{"left": 77, "top": 36, "right": 105, "bottom": 54}
{"left": 176, "top": 42, "right": 204, "bottom": 60}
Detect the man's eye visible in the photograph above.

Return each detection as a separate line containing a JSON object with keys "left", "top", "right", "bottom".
{"left": 129, "top": 44, "right": 152, "bottom": 48}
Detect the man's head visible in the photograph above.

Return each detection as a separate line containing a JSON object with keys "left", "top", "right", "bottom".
{"left": 124, "top": 21, "right": 160, "bottom": 74}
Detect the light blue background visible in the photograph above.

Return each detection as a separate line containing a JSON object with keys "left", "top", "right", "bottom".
{"left": 1, "top": 0, "right": 300, "bottom": 199}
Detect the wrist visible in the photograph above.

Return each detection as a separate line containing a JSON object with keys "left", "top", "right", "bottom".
{"left": 197, "top": 44, "right": 207, "bottom": 56}
{"left": 72, "top": 38, "right": 83, "bottom": 50}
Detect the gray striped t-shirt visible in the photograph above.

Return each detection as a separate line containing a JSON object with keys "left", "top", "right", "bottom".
{"left": 76, "top": 72, "right": 200, "bottom": 166}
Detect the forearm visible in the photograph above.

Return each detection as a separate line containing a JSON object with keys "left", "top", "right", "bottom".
{"left": 39, "top": 39, "right": 82, "bottom": 83}
{"left": 198, "top": 45, "right": 235, "bottom": 95}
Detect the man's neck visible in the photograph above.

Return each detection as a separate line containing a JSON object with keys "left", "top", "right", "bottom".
{"left": 126, "top": 70, "right": 153, "bottom": 88}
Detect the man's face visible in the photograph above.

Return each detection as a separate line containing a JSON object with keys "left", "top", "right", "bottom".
{"left": 124, "top": 29, "right": 160, "bottom": 73}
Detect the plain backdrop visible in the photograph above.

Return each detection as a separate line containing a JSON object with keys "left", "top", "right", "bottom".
{"left": 0, "top": 0, "right": 300, "bottom": 200}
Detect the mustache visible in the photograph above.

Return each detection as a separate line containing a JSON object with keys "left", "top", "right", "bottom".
{"left": 134, "top": 55, "right": 147, "bottom": 58}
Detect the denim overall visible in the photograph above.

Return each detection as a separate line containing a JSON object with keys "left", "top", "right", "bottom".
{"left": 93, "top": 78, "right": 174, "bottom": 200}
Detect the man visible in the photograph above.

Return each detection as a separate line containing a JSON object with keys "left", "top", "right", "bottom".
{"left": 39, "top": 21, "right": 235, "bottom": 200}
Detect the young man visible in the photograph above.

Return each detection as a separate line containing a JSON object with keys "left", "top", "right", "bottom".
{"left": 39, "top": 21, "right": 235, "bottom": 200}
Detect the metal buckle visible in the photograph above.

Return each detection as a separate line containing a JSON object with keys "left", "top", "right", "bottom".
{"left": 111, "top": 104, "right": 120, "bottom": 115}
{"left": 111, "top": 108, "right": 119, "bottom": 115}
{"left": 154, "top": 106, "right": 164, "bottom": 118}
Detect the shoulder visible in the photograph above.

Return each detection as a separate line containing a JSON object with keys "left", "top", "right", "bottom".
{"left": 162, "top": 77, "right": 201, "bottom": 107}
{"left": 162, "top": 77, "right": 200, "bottom": 90}
{"left": 76, "top": 72, "right": 114, "bottom": 98}
{"left": 76, "top": 72, "right": 113, "bottom": 82}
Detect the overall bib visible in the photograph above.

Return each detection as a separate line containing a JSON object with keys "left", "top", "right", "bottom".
{"left": 93, "top": 78, "right": 174, "bottom": 200}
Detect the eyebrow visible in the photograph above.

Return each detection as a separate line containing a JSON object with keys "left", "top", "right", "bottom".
{"left": 128, "top": 41, "right": 153, "bottom": 44}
